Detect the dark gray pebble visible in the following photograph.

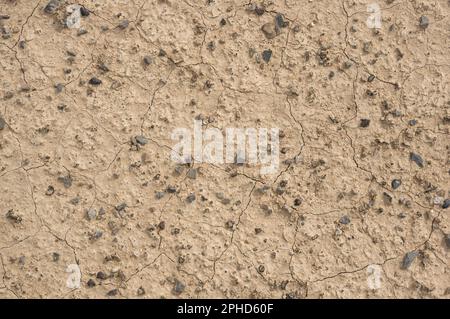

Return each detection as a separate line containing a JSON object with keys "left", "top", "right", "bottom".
{"left": 262, "top": 49, "right": 272, "bottom": 63}
{"left": 443, "top": 199, "right": 450, "bottom": 209}
{"left": 419, "top": 16, "right": 429, "bottom": 29}
{"left": 135, "top": 135, "right": 148, "bottom": 145}
{"left": 401, "top": 251, "right": 418, "bottom": 269}
{"left": 339, "top": 215, "right": 350, "bottom": 225}
{"left": 0, "top": 116, "right": 5, "bottom": 130}
{"left": 87, "top": 279, "right": 96, "bottom": 288}
{"left": 173, "top": 279, "right": 185, "bottom": 295}
{"left": 44, "top": 0, "right": 60, "bottom": 14}
{"left": 409, "top": 152, "right": 424, "bottom": 168}
{"left": 143, "top": 56, "right": 152, "bottom": 66}
{"left": 80, "top": 6, "right": 90, "bottom": 17}
{"left": 186, "top": 193, "right": 196, "bottom": 203}
{"left": 89, "top": 77, "right": 102, "bottom": 85}
{"left": 118, "top": 20, "right": 129, "bottom": 30}
{"left": 391, "top": 179, "right": 401, "bottom": 190}
{"left": 360, "top": 118, "right": 370, "bottom": 128}
{"left": 167, "top": 186, "right": 177, "bottom": 193}
{"left": 58, "top": 175, "right": 72, "bottom": 188}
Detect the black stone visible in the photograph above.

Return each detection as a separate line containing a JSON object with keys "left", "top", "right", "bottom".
{"left": 262, "top": 49, "right": 272, "bottom": 63}
{"left": 391, "top": 179, "right": 401, "bottom": 190}
{"left": 89, "top": 77, "right": 102, "bottom": 85}
{"left": 360, "top": 118, "right": 370, "bottom": 127}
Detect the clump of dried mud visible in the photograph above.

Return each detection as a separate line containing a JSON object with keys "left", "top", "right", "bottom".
{"left": 0, "top": 0, "right": 449, "bottom": 299}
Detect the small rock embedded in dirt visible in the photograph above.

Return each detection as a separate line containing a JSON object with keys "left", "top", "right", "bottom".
{"left": 58, "top": 175, "right": 73, "bottom": 188}
{"left": 275, "top": 14, "right": 289, "bottom": 29}
{"left": 445, "top": 234, "right": 450, "bottom": 248}
{"left": 443, "top": 199, "right": 450, "bottom": 209}
{"left": 339, "top": 215, "right": 350, "bottom": 225}
{"left": 0, "top": 116, "right": 6, "bottom": 130}
{"left": 225, "top": 220, "right": 235, "bottom": 230}
{"left": 6, "top": 209, "right": 22, "bottom": 223}
{"left": 383, "top": 192, "right": 393, "bottom": 205}
{"left": 65, "top": 4, "right": 82, "bottom": 29}
{"left": 155, "top": 191, "right": 165, "bottom": 199}
{"left": 360, "top": 118, "right": 370, "bottom": 128}
{"left": 86, "top": 208, "right": 97, "bottom": 221}
{"left": 294, "top": 198, "right": 303, "bottom": 206}
{"left": 52, "top": 252, "right": 60, "bottom": 262}
{"left": 115, "top": 203, "right": 127, "bottom": 212}
{"left": 368, "top": 74, "right": 375, "bottom": 82}
{"left": 107, "top": 289, "right": 119, "bottom": 296}
{"left": 187, "top": 168, "right": 197, "bottom": 179}
{"left": 143, "top": 56, "right": 152, "bottom": 66}
{"left": 261, "top": 23, "right": 278, "bottom": 39}
{"left": 257, "top": 265, "right": 265, "bottom": 273}
{"left": 89, "top": 77, "right": 102, "bottom": 85}
{"left": 401, "top": 251, "right": 418, "bottom": 269}
{"left": 186, "top": 193, "right": 196, "bottom": 203}
{"left": 167, "top": 186, "right": 177, "bottom": 193}
{"left": 137, "top": 286, "right": 145, "bottom": 296}
{"left": 55, "top": 83, "right": 64, "bottom": 93}
{"left": 172, "top": 279, "right": 185, "bottom": 295}
{"left": 419, "top": 16, "right": 429, "bottom": 29}
{"left": 391, "top": 179, "right": 401, "bottom": 190}
{"left": 96, "top": 271, "right": 108, "bottom": 280}
{"left": 89, "top": 230, "right": 103, "bottom": 241}
{"left": 45, "top": 185, "right": 55, "bottom": 196}
{"left": 80, "top": 6, "right": 90, "bottom": 17}
{"left": 135, "top": 135, "right": 148, "bottom": 146}
{"left": 87, "top": 279, "right": 96, "bottom": 288}
{"left": 118, "top": 20, "right": 129, "bottom": 30}
{"left": 408, "top": 119, "right": 417, "bottom": 126}
{"left": 409, "top": 152, "right": 424, "bottom": 168}
{"left": 262, "top": 49, "right": 272, "bottom": 63}
{"left": 44, "top": 0, "right": 60, "bottom": 14}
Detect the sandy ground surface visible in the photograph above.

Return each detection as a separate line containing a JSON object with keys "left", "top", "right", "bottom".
{"left": 0, "top": 0, "right": 449, "bottom": 299}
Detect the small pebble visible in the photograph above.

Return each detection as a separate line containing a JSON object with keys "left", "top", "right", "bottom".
{"left": 80, "top": 6, "right": 90, "bottom": 17}
{"left": 391, "top": 179, "right": 401, "bottom": 190}
{"left": 339, "top": 215, "right": 350, "bottom": 225}
{"left": 44, "top": 0, "right": 59, "bottom": 14}
{"left": 445, "top": 234, "right": 450, "bottom": 248}
{"left": 409, "top": 152, "right": 424, "bottom": 168}
{"left": 262, "top": 49, "right": 272, "bottom": 63}
{"left": 360, "top": 118, "right": 370, "bottom": 128}
{"left": 89, "top": 77, "right": 102, "bottom": 85}
{"left": 0, "top": 116, "right": 6, "bottom": 130}
{"left": 86, "top": 208, "right": 97, "bottom": 221}
{"left": 52, "top": 252, "right": 60, "bottom": 262}
{"left": 107, "top": 289, "right": 119, "bottom": 296}
{"left": 368, "top": 74, "right": 375, "bottom": 82}
{"left": 118, "top": 20, "right": 129, "bottom": 30}
{"left": 87, "top": 279, "right": 96, "bottom": 288}
{"left": 172, "top": 279, "right": 185, "bottom": 295}
{"left": 186, "top": 193, "right": 196, "bottom": 203}
{"left": 58, "top": 175, "right": 73, "bottom": 188}
{"left": 443, "top": 199, "right": 450, "bottom": 209}
{"left": 401, "top": 251, "right": 418, "bottom": 269}
{"left": 261, "top": 23, "right": 277, "bottom": 39}
{"left": 143, "top": 56, "right": 152, "bottom": 66}
{"left": 419, "top": 16, "right": 429, "bottom": 29}
{"left": 135, "top": 135, "right": 148, "bottom": 145}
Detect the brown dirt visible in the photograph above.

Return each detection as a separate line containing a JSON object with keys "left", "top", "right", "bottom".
{"left": 0, "top": 0, "right": 449, "bottom": 298}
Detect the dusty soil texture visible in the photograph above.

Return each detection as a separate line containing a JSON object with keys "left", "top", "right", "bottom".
{"left": 0, "top": 0, "right": 449, "bottom": 299}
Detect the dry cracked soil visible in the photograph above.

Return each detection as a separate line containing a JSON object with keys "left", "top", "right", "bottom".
{"left": 0, "top": 0, "right": 449, "bottom": 299}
